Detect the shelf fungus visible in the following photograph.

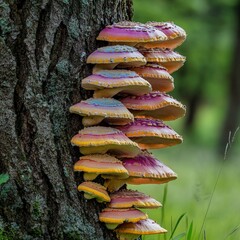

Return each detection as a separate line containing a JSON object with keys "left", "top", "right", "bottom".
{"left": 77, "top": 181, "right": 110, "bottom": 203}
{"left": 115, "top": 219, "right": 167, "bottom": 240}
{"left": 108, "top": 189, "right": 162, "bottom": 209}
{"left": 120, "top": 91, "right": 186, "bottom": 121}
{"left": 69, "top": 98, "right": 134, "bottom": 126}
{"left": 99, "top": 208, "right": 148, "bottom": 230}
{"left": 96, "top": 21, "right": 167, "bottom": 47}
{"left": 139, "top": 48, "right": 186, "bottom": 74}
{"left": 74, "top": 154, "right": 129, "bottom": 181}
{"left": 71, "top": 126, "right": 141, "bottom": 157}
{"left": 139, "top": 21, "right": 186, "bottom": 49}
{"left": 116, "top": 118, "right": 183, "bottom": 149}
{"left": 81, "top": 70, "right": 152, "bottom": 98}
{"left": 105, "top": 151, "right": 177, "bottom": 192}
{"left": 130, "top": 63, "right": 174, "bottom": 92}
{"left": 87, "top": 45, "right": 147, "bottom": 73}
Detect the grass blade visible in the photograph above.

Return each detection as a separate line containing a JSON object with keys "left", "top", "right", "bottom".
{"left": 198, "top": 128, "right": 239, "bottom": 240}
{"left": 224, "top": 225, "right": 240, "bottom": 239}
{"left": 169, "top": 213, "right": 186, "bottom": 239}
{"left": 161, "top": 184, "right": 168, "bottom": 225}
{"left": 171, "top": 233, "right": 186, "bottom": 240}
{"left": 186, "top": 221, "right": 193, "bottom": 240}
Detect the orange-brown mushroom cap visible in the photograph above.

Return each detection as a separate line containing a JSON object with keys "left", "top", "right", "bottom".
{"left": 115, "top": 219, "right": 167, "bottom": 239}
{"left": 142, "top": 21, "right": 187, "bottom": 49}
{"left": 69, "top": 98, "right": 134, "bottom": 126}
{"left": 108, "top": 189, "right": 162, "bottom": 209}
{"left": 120, "top": 91, "right": 186, "bottom": 121}
{"left": 71, "top": 126, "right": 141, "bottom": 157}
{"left": 77, "top": 181, "right": 110, "bottom": 202}
{"left": 99, "top": 208, "right": 148, "bottom": 229}
{"left": 81, "top": 70, "right": 152, "bottom": 98}
{"left": 116, "top": 118, "right": 183, "bottom": 149}
{"left": 74, "top": 154, "right": 129, "bottom": 180}
{"left": 139, "top": 48, "right": 186, "bottom": 74}
{"left": 130, "top": 63, "right": 174, "bottom": 92}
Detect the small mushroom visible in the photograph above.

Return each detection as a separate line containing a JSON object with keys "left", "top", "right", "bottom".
{"left": 116, "top": 118, "right": 183, "bottom": 149}
{"left": 97, "top": 21, "right": 167, "bottom": 47}
{"left": 69, "top": 98, "right": 134, "bottom": 126}
{"left": 138, "top": 21, "right": 186, "bottom": 49}
{"left": 120, "top": 91, "right": 186, "bottom": 121}
{"left": 108, "top": 189, "right": 162, "bottom": 209}
{"left": 87, "top": 45, "right": 146, "bottom": 73}
{"left": 130, "top": 63, "right": 174, "bottom": 92}
{"left": 99, "top": 208, "right": 148, "bottom": 230}
{"left": 81, "top": 70, "right": 152, "bottom": 98}
{"left": 139, "top": 48, "right": 186, "bottom": 74}
{"left": 105, "top": 151, "right": 177, "bottom": 192}
{"left": 74, "top": 154, "right": 129, "bottom": 181}
{"left": 71, "top": 126, "right": 141, "bottom": 157}
{"left": 115, "top": 219, "right": 167, "bottom": 240}
{"left": 77, "top": 181, "right": 110, "bottom": 203}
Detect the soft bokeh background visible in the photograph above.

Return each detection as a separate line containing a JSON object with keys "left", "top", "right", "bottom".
{"left": 131, "top": 0, "right": 240, "bottom": 239}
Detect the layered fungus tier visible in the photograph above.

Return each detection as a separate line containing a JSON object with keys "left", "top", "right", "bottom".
{"left": 69, "top": 20, "right": 187, "bottom": 240}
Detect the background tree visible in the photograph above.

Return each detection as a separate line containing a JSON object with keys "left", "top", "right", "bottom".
{"left": 0, "top": 0, "right": 133, "bottom": 239}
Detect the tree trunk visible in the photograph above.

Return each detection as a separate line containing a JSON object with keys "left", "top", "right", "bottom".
{"left": 0, "top": 0, "right": 133, "bottom": 239}
{"left": 219, "top": 2, "right": 240, "bottom": 156}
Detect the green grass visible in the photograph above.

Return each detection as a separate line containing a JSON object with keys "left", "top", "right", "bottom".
{"left": 129, "top": 143, "right": 240, "bottom": 240}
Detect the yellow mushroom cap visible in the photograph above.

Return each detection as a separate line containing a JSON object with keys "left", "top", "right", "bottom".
{"left": 99, "top": 208, "right": 148, "bottom": 225}
{"left": 71, "top": 126, "right": 141, "bottom": 157}
{"left": 74, "top": 154, "right": 129, "bottom": 180}
{"left": 69, "top": 98, "right": 134, "bottom": 126}
{"left": 77, "top": 181, "right": 110, "bottom": 202}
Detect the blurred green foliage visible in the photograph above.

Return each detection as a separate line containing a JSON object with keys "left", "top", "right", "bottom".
{"left": 132, "top": 1, "right": 240, "bottom": 239}
{"left": 133, "top": 0, "right": 239, "bottom": 149}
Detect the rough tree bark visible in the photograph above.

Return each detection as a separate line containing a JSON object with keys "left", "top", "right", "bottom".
{"left": 0, "top": 0, "right": 133, "bottom": 239}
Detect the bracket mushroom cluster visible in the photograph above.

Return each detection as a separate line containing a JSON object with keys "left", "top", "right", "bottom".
{"left": 70, "top": 20, "right": 186, "bottom": 240}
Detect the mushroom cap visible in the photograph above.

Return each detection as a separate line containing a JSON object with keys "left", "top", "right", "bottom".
{"left": 116, "top": 118, "right": 183, "bottom": 149}
{"left": 130, "top": 63, "right": 174, "bottom": 92}
{"left": 139, "top": 48, "right": 186, "bottom": 74}
{"left": 116, "top": 219, "right": 167, "bottom": 236}
{"left": 145, "top": 21, "right": 186, "bottom": 49}
{"left": 87, "top": 45, "right": 146, "bottom": 68}
{"left": 122, "top": 151, "right": 177, "bottom": 184}
{"left": 99, "top": 208, "right": 148, "bottom": 225}
{"left": 69, "top": 98, "right": 134, "bottom": 126}
{"left": 97, "top": 21, "right": 167, "bottom": 43}
{"left": 108, "top": 189, "right": 162, "bottom": 209}
{"left": 104, "top": 151, "right": 177, "bottom": 192}
{"left": 81, "top": 70, "right": 152, "bottom": 98}
{"left": 74, "top": 154, "right": 129, "bottom": 180}
{"left": 120, "top": 91, "right": 186, "bottom": 121}
{"left": 71, "top": 126, "right": 141, "bottom": 157}
{"left": 77, "top": 181, "right": 110, "bottom": 202}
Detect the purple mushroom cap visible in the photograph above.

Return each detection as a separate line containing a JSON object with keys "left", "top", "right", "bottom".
{"left": 116, "top": 118, "right": 183, "bottom": 149}
{"left": 120, "top": 91, "right": 186, "bottom": 121}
